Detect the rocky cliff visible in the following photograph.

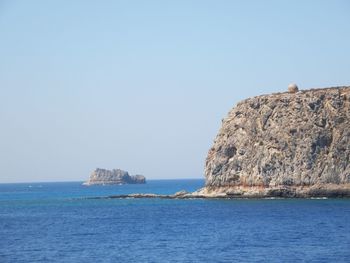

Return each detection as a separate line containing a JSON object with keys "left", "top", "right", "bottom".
{"left": 200, "top": 86, "right": 350, "bottom": 197}
{"left": 83, "top": 168, "right": 146, "bottom": 185}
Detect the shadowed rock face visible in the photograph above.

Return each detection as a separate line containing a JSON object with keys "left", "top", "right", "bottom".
{"left": 83, "top": 168, "right": 146, "bottom": 185}
{"left": 203, "top": 86, "right": 350, "bottom": 197}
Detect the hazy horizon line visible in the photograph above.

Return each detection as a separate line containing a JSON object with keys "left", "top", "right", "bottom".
{"left": 0, "top": 177, "right": 205, "bottom": 184}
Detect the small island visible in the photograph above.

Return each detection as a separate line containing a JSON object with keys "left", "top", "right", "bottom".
{"left": 83, "top": 168, "right": 146, "bottom": 186}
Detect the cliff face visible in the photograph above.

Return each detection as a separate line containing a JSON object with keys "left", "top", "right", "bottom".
{"left": 203, "top": 86, "right": 350, "bottom": 197}
{"left": 83, "top": 168, "right": 146, "bottom": 185}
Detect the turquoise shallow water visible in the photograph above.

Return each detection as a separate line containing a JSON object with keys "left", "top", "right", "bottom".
{"left": 1, "top": 180, "right": 350, "bottom": 262}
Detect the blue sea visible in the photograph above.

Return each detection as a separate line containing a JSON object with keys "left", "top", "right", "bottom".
{"left": 1, "top": 179, "right": 350, "bottom": 263}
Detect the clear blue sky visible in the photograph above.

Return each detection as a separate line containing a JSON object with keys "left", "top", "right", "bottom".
{"left": 1, "top": 0, "right": 349, "bottom": 183}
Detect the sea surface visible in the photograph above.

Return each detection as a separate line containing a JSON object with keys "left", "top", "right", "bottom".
{"left": 0, "top": 179, "right": 350, "bottom": 263}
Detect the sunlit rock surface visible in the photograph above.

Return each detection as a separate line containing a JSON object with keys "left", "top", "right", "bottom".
{"left": 83, "top": 168, "right": 145, "bottom": 185}
{"left": 201, "top": 86, "right": 350, "bottom": 197}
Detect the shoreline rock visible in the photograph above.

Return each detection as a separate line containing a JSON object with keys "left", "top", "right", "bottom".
{"left": 87, "top": 183, "right": 350, "bottom": 200}
{"left": 193, "top": 183, "right": 350, "bottom": 198}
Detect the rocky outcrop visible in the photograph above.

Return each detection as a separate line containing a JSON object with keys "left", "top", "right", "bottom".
{"left": 200, "top": 86, "right": 350, "bottom": 197}
{"left": 83, "top": 168, "right": 146, "bottom": 185}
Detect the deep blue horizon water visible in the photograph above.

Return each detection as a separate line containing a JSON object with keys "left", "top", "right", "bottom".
{"left": 1, "top": 180, "right": 350, "bottom": 263}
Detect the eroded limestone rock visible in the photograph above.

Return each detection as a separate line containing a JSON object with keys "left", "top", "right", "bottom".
{"left": 203, "top": 86, "right": 350, "bottom": 197}
{"left": 83, "top": 168, "right": 146, "bottom": 185}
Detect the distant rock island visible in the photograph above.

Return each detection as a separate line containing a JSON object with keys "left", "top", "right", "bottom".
{"left": 197, "top": 86, "right": 350, "bottom": 198}
{"left": 83, "top": 168, "right": 146, "bottom": 186}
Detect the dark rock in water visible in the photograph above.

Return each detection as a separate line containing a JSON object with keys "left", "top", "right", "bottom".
{"left": 198, "top": 86, "right": 350, "bottom": 198}
{"left": 83, "top": 168, "right": 146, "bottom": 185}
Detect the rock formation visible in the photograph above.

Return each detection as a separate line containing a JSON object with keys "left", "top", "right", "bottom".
{"left": 288, "top": 83, "right": 299, "bottom": 93}
{"left": 83, "top": 168, "right": 146, "bottom": 185}
{"left": 199, "top": 86, "right": 350, "bottom": 197}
